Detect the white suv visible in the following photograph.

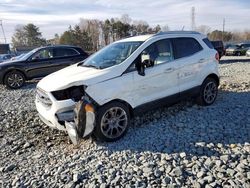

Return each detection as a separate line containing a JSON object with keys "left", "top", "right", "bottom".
{"left": 35, "top": 31, "right": 220, "bottom": 142}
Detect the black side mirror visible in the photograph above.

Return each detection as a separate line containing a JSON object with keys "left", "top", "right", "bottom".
{"left": 137, "top": 62, "right": 145, "bottom": 76}
{"left": 136, "top": 52, "right": 149, "bottom": 76}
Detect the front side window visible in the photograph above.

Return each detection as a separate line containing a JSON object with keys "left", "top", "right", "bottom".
{"left": 126, "top": 39, "right": 174, "bottom": 73}
{"left": 173, "top": 37, "right": 203, "bottom": 59}
{"left": 83, "top": 41, "right": 142, "bottom": 69}
{"left": 143, "top": 39, "right": 173, "bottom": 65}
{"left": 54, "top": 48, "right": 79, "bottom": 57}
{"left": 32, "top": 49, "right": 53, "bottom": 60}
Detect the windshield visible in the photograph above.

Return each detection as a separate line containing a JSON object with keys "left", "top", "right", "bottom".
{"left": 83, "top": 41, "right": 142, "bottom": 69}
{"left": 18, "top": 49, "right": 39, "bottom": 60}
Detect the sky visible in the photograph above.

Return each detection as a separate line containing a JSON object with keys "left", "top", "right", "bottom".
{"left": 0, "top": 0, "right": 250, "bottom": 43}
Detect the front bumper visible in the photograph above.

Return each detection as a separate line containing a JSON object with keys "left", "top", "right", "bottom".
{"left": 35, "top": 96, "right": 75, "bottom": 131}
{"left": 35, "top": 89, "right": 95, "bottom": 144}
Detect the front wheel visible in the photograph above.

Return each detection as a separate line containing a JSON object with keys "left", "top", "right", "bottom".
{"left": 197, "top": 78, "right": 218, "bottom": 106}
{"left": 94, "top": 102, "right": 130, "bottom": 142}
{"left": 4, "top": 71, "right": 25, "bottom": 89}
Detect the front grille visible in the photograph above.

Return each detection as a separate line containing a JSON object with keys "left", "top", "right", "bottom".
{"left": 36, "top": 88, "right": 52, "bottom": 108}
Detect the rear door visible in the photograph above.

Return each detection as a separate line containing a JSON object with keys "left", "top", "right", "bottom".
{"left": 172, "top": 37, "right": 204, "bottom": 93}
{"left": 52, "top": 47, "right": 83, "bottom": 70}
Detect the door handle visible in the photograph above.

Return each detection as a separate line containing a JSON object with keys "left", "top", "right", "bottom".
{"left": 198, "top": 58, "right": 205, "bottom": 63}
{"left": 164, "top": 68, "right": 174, "bottom": 73}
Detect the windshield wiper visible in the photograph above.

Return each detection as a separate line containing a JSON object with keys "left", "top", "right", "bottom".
{"left": 82, "top": 64, "right": 100, "bottom": 69}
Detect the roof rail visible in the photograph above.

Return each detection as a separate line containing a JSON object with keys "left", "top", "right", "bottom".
{"left": 154, "top": 31, "right": 201, "bottom": 36}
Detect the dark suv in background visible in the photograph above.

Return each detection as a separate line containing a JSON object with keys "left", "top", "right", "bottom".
{"left": 0, "top": 45, "right": 88, "bottom": 89}
{"left": 211, "top": 41, "right": 224, "bottom": 59}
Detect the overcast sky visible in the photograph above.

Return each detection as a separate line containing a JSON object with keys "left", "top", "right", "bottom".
{"left": 0, "top": 0, "right": 250, "bottom": 43}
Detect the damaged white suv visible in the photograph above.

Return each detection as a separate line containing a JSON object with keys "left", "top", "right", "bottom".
{"left": 35, "top": 31, "right": 220, "bottom": 143}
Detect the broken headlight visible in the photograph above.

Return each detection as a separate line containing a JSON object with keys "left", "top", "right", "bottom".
{"left": 52, "top": 86, "right": 85, "bottom": 102}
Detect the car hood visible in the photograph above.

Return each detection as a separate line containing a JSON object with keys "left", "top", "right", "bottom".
{"left": 0, "top": 59, "right": 24, "bottom": 66}
{"left": 37, "top": 64, "right": 119, "bottom": 92}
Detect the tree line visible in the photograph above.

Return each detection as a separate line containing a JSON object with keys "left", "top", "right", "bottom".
{"left": 11, "top": 14, "right": 250, "bottom": 53}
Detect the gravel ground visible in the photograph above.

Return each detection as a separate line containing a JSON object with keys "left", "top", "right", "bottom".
{"left": 0, "top": 59, "right": 250, "bottom": 188}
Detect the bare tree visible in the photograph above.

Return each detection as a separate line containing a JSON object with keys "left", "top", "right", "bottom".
{"left": 79, "top": 18, "right": 101, "bottom": 51}
{"left": 196, "top": 25, "right": 211, "bottom": 35}
{"left": 161, "top": 25, "right": 170, "bottom": 32}
{"left": 120, "top": 14, "right": 132, "bottom": 25}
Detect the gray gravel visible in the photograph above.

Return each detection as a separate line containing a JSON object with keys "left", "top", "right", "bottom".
{"left": 0, "top": 60, "right": 250, "bottom": 187}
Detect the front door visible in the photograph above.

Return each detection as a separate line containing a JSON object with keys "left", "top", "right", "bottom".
{"left": 132, "top": 39, "right": 180, "bottom": 108}
{"left": 26, "top": 48, "right": 57, "bottom": 78}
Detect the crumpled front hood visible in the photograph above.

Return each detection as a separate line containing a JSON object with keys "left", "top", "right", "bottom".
{"left": 37, "top": 64, "right": 118, "bottom": 92}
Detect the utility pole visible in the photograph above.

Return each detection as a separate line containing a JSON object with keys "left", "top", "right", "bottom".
{"left": 0, "top": 20, "right": 7, "bottom": 44}
{"left": 191, "top": 7, "right": 196, "bottom": 31}
{"left": 222, "top": 18, "right": 225, "bottom": 41}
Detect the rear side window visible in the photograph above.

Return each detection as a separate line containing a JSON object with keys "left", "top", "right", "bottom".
{"left": 203, "top": 38, "right": 214, "bottom": 49}
{"left": 54, "top": 48, "right": 79, "bottom": 57}
{"left": 172, "top": 37, "right": 203, "bottom": 59}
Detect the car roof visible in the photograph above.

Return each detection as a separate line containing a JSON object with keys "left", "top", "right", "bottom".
{"left": 118, "top": 31, "right": 204, "bottom": 43}
{"left": 36, "top": 45, "right": 81, "bottom": 51}
{"left": 118, "top": 35, "right": 154, "bottom": 42}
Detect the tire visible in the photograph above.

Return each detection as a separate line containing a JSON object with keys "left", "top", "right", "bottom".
{"left": 4, "top": 71, "right": 25, "bottom": 89}
{"left": 197, "top": 78, "right": 218, "bottom": 106}
{"left": 94, "top": 102, "right": 130, "bottom": 142}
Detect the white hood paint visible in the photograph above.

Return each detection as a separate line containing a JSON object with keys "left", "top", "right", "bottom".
{"left": 37, "top": 64, "right": 121, "bottom": 92}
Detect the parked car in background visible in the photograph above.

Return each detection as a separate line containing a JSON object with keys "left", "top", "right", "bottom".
{"left": 225, "top": 43, "right": 250, "bottom": 56}
{"left": 0, "top": 45, "right": 88, "bottom": 89}
{"left": 211, "top": 40, "right": 224, "bottom": 59}
{"left": 36, "top": 31, "right": 220, "bottom": 143}
{"left": 246, "top": 49, "right": 250, "bottom": 57}
{"left": 224, "top": 44, "right": 233, "bottom": 49}
{"left": 0, "top": 54, "right": 14, "bottom": 63}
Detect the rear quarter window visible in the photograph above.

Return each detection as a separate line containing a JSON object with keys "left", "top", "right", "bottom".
{"left": 203, "top": 38, "right": 214, "bottom": 49}
{"left": 172, "top": 37, "right": 203, "bottom": 59}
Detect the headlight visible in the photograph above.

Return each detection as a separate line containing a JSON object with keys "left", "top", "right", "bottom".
{"left": 52, "top": 86, "right": 85, "bottom": 101}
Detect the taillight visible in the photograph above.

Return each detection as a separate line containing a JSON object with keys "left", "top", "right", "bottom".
{"left": 215, "top": 52, "right": 220, "bottom": 62}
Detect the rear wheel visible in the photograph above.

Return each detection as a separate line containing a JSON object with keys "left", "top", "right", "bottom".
{"left": 197, "top": 78, "right": 218, "bottom": 106}
{"left": 94, "top": 102, "right": 130, "bottom": 142}
{"left": 4, "top": 71, "right": 25, "bottom": 89}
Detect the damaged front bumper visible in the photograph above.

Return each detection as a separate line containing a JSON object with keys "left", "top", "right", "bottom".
{"left": 65, "top": 100, "right": 95, "bottom": 145}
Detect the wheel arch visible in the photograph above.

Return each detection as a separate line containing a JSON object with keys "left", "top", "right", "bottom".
{"left": 100, "top": 99, "right": 134, "bottom": 118}
{"left": 203, "top": 73, "right": 220, "bottom": 86}
{"left": 3, "top": 69, "right": 27, "bottom": 84}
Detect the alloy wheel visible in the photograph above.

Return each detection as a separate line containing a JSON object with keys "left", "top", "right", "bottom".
{"left": 203, "top": 82, "right": 217, "bottom": 104}
{"left": 100, "top": 107, "right": 128, "bottom": 139}
{"left": 7, "top": 73, "right": 24, "bottom": 88}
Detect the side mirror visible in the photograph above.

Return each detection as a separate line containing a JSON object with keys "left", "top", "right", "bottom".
{"left": 136, "top": 52, "right": 149, "bottom": 76}
{"left": 30, "top": 56, "right": 39, "bottom": 62}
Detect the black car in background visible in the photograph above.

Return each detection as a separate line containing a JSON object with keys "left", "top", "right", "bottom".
{"left": 211, "top": 41, "right": 224, "bottom": 59}
{"left": 0, "top": 45, "right": 88, "bottom": 89}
